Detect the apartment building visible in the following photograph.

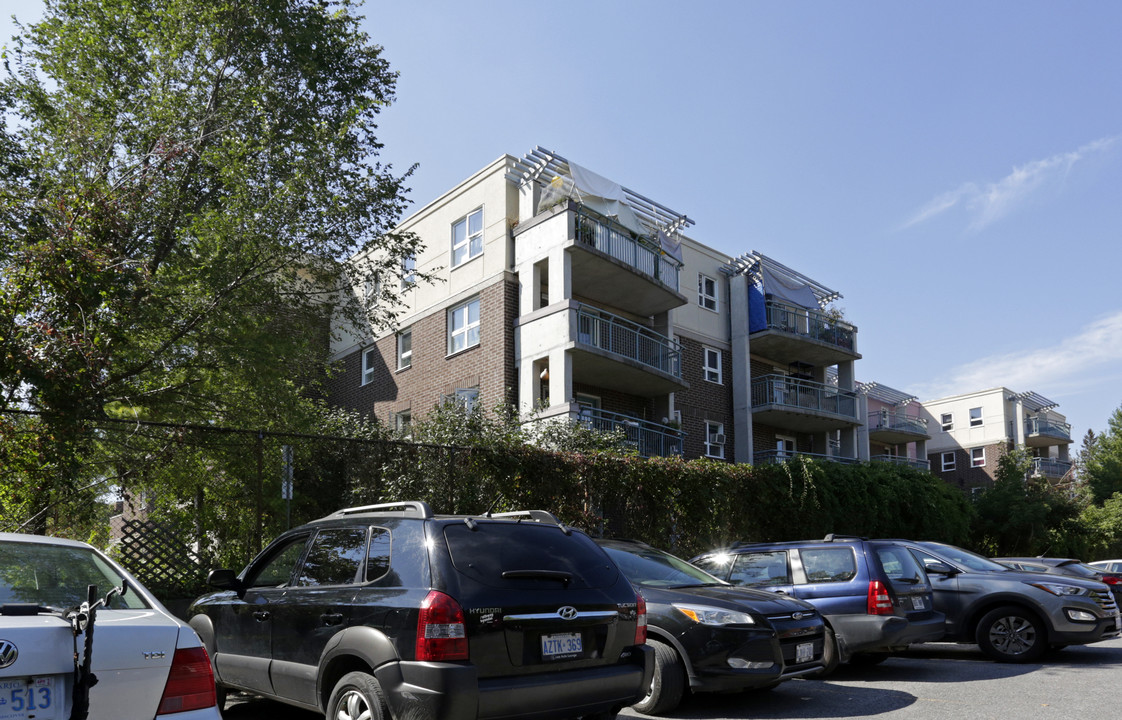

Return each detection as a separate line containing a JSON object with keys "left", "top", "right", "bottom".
{"left": 920, "top": 388, "right": 1073, "bottom": 492}
{"left": 857, "top": 382, "right": 931, "bottom": 470}
{"left": 326, "top": 147, "right": 863, "bottom": 463}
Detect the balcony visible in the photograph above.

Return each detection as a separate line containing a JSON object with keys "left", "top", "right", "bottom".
{"left": 754, "top": 450, "right": 859, "bottom": 466}
{"left": 868, "top": 412, "right": 930, "bottom": 445}
{"left": 751, "top": 374, "right": 860, "bottom": 432}
{"left": 749, "top": 300, "right": 860, "bottom": 366}
{"left": 1030, "top": 457, "right": 1073, "bottom": 479}
{"left": 579, "top": 407, "right": 684, "bottom": 458}
{"left": 1024, "top": 416, "right": 1072, "bottom": 447}
{"left": 572, "top": 305, "right": 686, "bottom": 397}
{"left": 870, "top": 455, "right": 931, "bottom": 471}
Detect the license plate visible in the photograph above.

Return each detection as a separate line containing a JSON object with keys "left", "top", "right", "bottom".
{"left": 911, "top": 596, "right": 925, "bottom": 610}
{"left": 0, "top": 677, "right": 60, "bottom": 720}
{"left": 796, "top": 642, "right": 813, "bottom": 664}
{"left": 541, "top": 632, "right": 583, "bottom": 661}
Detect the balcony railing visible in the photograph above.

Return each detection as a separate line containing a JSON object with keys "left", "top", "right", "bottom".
{"left": 575, "top": 207, "right": 681, "bottom": 292}
{"left": 870, "top": 412, "right": 928, "bottom": 435}
{"left": 1025, "top": 416, "right": 1072, "bottom": 441}
{"left": 1031, "top": 457, "right": 1073, "bottom": 478}
{"left": 763, "top": 300, "right": 856, "bottom": 352}
{"left": 751, "top": 375, "right": 859, "bottom": 420}
{"left": 871, "top": 454, "right": 931, "bottom": 470}
{"left": 753, "top": 450, "right": 859, "bottom": 466}
{"left": 575, "top": 305, "right": 681, "bottom": 378}
{"left": 579, "top": 407, "right": 683, "bottom": 458}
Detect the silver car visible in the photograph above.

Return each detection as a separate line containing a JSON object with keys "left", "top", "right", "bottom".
{"left": 0, "top": 532, "right": 222, "bottom": 719}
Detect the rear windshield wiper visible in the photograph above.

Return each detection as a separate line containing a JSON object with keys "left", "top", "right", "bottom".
{"left": 502, "top": 570, "right": 573, "bottom": 587}
{"left": 668, "top": 582, "right": 725, "bottom": 589}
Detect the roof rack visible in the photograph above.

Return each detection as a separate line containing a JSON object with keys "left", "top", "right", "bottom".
{"left": 823, "top": 533, "right": 867, "bottom": 542}
{"left": 327, "top": 501, "right": 434, "bottom": 519}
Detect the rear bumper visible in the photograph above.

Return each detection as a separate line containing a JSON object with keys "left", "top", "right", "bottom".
{"left": 829, "top": 612, "right": 946, "bottom": 660}
{"left": 376, "top": 646, "right": 652, "bottom": 720}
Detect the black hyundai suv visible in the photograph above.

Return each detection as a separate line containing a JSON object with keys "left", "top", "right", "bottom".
{"left": 691, "top": 535, "right": 945, "bottom": 673}
{"left": 188, "top": 502, "right": 653, "bottom": 720}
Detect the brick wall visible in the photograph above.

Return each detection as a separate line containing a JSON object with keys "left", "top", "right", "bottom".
{"left": 927, "top": 441, "right": 1009, "bottom": 493}
{"left": 325, "top": 278, "right": 517, "bottom": 423}
{"left": 675, "top": 337, "right": 734, "bottom": 461}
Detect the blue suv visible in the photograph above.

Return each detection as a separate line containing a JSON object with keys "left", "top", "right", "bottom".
{"left": 692, "top": 535, "right": 945, "bottom": 673}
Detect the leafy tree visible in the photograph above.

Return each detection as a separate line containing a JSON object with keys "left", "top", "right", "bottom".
{"left": 0, "top": 0, "right": 424, "bottom": 530}
{"left": 972, "top": 447, "right": 1082, "bottom": 556}
{"left": 1084, "top": 406, "right": 1122, "bottom": 504}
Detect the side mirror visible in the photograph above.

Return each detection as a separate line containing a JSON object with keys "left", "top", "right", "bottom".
{"left": 924, "top": 561, "right": 958, "bottom": 577}
{"left": 207, "top": 569, "right": 245, "bottom": 593}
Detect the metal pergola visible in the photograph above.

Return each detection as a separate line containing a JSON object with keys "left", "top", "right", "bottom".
{"left": 1009, "top": 391, "right": 1059, "bottom": 413}
{"left": 507, "top": 146, "right": 695, "bottom": 237}
{"left": 721, "top": 250, "right": 842, "bottom": 307}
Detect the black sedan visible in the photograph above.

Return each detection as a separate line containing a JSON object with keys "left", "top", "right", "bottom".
{"left": 596, "top": 539, "right": 825, "bottom": 715}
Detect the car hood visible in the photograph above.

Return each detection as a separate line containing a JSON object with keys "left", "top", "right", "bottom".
{"left": 964, "top": 568, "right": 1109, "bottom": 591}
{"left": 639, "top": 584, "right": 816, "bottom": 615}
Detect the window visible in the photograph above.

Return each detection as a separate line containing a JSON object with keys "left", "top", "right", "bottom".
{"left": 705, "top": 421, "right": 725, "bottom": 459}
{"left": 448, "top": 297, "right": 480, "bottom": 354}
{"left": 971, "top": 447, "right": 986, "bottom": 467}
{"left": 365, "top": 528, "right": 392, "bottom": 583}
{"left": 728, "top": 551, "right": 790, "bottom": 587}
{"left": 941, "top": 452, "right": 956, "bottom": 472}
{"left": 452, "top": 387, "right": 479, "bottom": 415}
{"left": 296, "top": 528, "right": 367, "bottom": 587}
{"left": 394, "top": 410, "right": 411, "bottom": 435}
{"left": 941, "top": 413, "right": 953, "bottom": 432}
{"left": 401, "top": 255, "right": 416, "bottom": 290}
{"left": 362, "top": 347, "right": 378, "bottom": 386}
{"left": 969, "top": 407, "right": 983, "bottom": 428}
{"left": 397, "top": 329, "right": 412, "bottom": 370}
{"left": 452, "top": 208, "right": 483, "bottom": 266}
{"left": 247, "top": 535, "right": 309, "bottom": 588}
{"left": 698, "top": 273, "right": 718, "bottom": 312}
{"left": 702, "top": 347, "right": 722, "bottom": 384}
{"left": 799, "top": 548, "right": 858, "bottom": 584}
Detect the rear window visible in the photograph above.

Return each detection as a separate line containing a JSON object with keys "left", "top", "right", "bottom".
{"left": 875, "top": 545, "right": 927, "bottom": 583}
{"left": 0, "top": 541, "right": 149, "bottom": 609}
{"left": 799, "top": 547, "right": 857, "bottom": 584}
{"left": 444, "top": 523, "right": 617, "bottom": 590}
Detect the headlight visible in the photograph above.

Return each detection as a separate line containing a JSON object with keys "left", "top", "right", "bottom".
{"left": 674, "top": 603, "right": 755, "bottom": 625}
{"left": 1027, "top": 581, "right": 1090, "bottom": 597}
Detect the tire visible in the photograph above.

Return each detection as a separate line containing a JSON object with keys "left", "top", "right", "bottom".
{"left": 632, "top": 639, "right": 686, "bottom": 715}
{"left": 811, "top": 625, "right": 840, "bottom": 678}
{"left": 327, "top": 671, "right": 386, "bottom": 720}
{"left": 975, "top": 606, "right": 1047, "bottom": 663}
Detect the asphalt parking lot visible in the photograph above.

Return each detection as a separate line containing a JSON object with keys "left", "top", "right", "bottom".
{"left": 222, "top": 637, "right": 1122, "bottom": 719}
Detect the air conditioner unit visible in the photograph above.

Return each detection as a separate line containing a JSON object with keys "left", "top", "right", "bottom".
{"left": 709, "top": 433, "right": 726, "bottom": 445}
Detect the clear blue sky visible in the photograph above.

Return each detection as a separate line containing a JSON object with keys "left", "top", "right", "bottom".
{"left": 4, "top": 1, "right": 1121, "bottom": 445}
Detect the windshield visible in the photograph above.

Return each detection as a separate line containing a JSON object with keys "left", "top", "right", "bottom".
{"left": 600, "top": 542, "right": 725, "bottom": 588}
{"left": 0, "top": 540, "right": 149, "bottom": 609}
{"left": 918, "top": 542, "right": 1010, "bottom": 572}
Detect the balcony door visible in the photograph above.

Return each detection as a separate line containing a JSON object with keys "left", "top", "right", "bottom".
{"left": 776, "top": 435, "right": 797, "bottom": 460}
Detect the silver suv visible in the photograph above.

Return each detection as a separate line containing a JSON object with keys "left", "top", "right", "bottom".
{"left": 899, "top": 541, "right": 1122, "bottom": 662}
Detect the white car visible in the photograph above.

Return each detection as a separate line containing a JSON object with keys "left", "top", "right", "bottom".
{"left": 0, "top": 532, "right": 222, "bottom": 719}
{"left": 1090, "top": 560, "right": 1122, "bottom": 574}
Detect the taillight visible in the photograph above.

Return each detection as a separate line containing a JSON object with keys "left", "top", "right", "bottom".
{"left": 634, "top": 594, "right": 648, "bottom": 645}
{"left": 157, "top": 647, "right": 216, "bottom": 715}
{"left": 416, "top": 590, "right": 468, "bottom": 661}
{"left": 866, "top": 580, "right": 894, "bottom": 615}
{"left": 1103, "top": 576, "right": 1120, "bottom": 585}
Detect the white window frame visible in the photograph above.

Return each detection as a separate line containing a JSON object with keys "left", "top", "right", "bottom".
{"left": 698, "top": 273, "right": 718, "bottom": 312}
{"left": 362, "top": 347, "right": 378, "bottom": 386}
{"left": 705, "top": 421, "right": 726, "bottom": 459}
{"left": 448, "top": 297, "right": 481, "bottom": 354}
{"left": 941, "top": 413, "right": 953, "bottom": 432}
{"left": 397, "top": 329, "right": 412, "bottom": 370}
{"left": 971, "top": 447, "right": 986, "bottom": 467}
{"left": 941, "top": 452, "right": 956, "bottom": 472}
{"left": 401, "top": 255, "right": 416, "bottom": 290}
{"left": 702, "top": 346, "right": 722, "bottom": 384}
{"left": 394, "top": 410, "right": 412, "bottom": 436}
{"left": 451, "top": 208, "right": 483, "bottom": 267}
{"left": 454, "top": 387, "right": 479, "bottom": 415}
{"left": 969, "top": 407, "right": 983, "bottom": 428}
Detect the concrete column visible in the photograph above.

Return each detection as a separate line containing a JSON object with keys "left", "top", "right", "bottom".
{"left": 1013, "top": 397, "right": 1026, "bottom": 446}
{"left": 549, "top": 245, "right": 571, "bottom": 304}
{"left": 519, "top": 180, "right": 540, "bottom": 223}
{"left": 728, "top": 274, "right": 753, "bottom": 464}
{"left": 856, "top": 392, "right": 870, "bottom": 461}
{"left": 550, "top": 347, "right": 572, "bottom": 411}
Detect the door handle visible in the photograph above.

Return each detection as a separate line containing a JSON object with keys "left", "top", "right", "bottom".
{"left": 321, "top": 613, "right": 344, "bottom": 626}
{"left": 252, "top": 610, "right": 272, "bottom": 622}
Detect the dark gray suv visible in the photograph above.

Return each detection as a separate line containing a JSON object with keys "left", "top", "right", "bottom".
{"left": 189, "top": 502, "right": 653, "bottom": 720}
{"left": 899, "top": 541, "right": 1122, "bottom": 662}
